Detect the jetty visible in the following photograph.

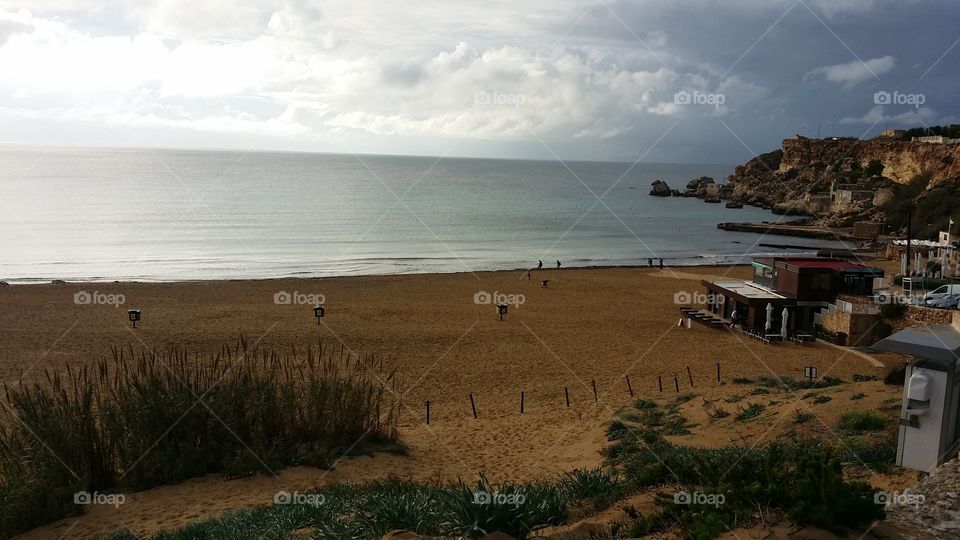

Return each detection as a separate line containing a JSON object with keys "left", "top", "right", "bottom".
{"left": 718, "top": 222, "right": 851, "bottom": 240}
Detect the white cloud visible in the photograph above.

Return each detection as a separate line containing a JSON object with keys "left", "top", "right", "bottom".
{"left": 839, "top": 104, "right": 937, "bottom": 125}
{"left": 804, "top": 56, "right": 895, "bottom": 88}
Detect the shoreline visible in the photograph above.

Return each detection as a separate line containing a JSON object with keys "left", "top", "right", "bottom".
{"left": 3, "top": 259, "right": 802, "bottom": 286}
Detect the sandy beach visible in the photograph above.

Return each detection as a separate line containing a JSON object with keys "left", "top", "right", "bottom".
{"left": 1, "top": 265, "right": 905, "bottom": 539}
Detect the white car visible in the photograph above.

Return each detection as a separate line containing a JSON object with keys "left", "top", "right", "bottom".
{"left": 923, "top": 284, "right": 960, "bottom": 304}
{"left": 925, "top": 293, "right": 960, "bottom": 309}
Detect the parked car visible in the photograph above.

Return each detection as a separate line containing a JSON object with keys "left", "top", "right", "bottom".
{"left": 925, "top": 293, "right": 960, "bottom": 309}
{"left": 923, "top": 284, "right": 960, "bottom": 304}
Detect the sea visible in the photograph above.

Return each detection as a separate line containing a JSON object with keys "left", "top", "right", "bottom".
{"left": 0, "top": 146, "right": 850, "bottom": 283}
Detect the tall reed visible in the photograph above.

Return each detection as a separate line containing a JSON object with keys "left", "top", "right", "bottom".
{"left": 0, "top": 337, "right": 399, "bottom": 538}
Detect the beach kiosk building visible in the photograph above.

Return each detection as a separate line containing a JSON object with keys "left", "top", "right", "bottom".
{"left": 701, "top": 257, "right": 883, "bottom": 333}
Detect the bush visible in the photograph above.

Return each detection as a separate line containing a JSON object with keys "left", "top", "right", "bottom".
{"left": 560, "top": 467, "right": 623, "bottom": 508}
{"left": 852, "top": 374, "right": 879, "bottom": 382}
{"left": 865, "top": 159, "right": 884, "bottom": 177}
{"left": 0, "top": 339, "right": 400, "bottom": 539}
{"left": 885, "top": 365, "right": 907, "bottom": 386}
{"left": 736, "top": 403, "right": 765, "bottom": 421}
{"left": 794, "top": 411, "right": 815, "bottom": 424}
{"left": 837, "top": 410, "right": 888, "bottom": 433}
{"left": 606, "top": 434, "right": 884, "bottom": 537}
{"left": 880, "top": 303, "right": 908, "bottom": 319}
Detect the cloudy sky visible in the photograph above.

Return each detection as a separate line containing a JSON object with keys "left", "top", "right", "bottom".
{"left": 0, "top": 0, "right": 957, "bottom": 163}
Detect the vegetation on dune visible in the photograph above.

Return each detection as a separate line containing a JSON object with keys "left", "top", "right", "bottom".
{"left": 0, "top": 338, "right": 400, "bottom": 539}
{"left": 837, "top": 410, "right": 888, "bottom": 433}
{"left": 91, "top": 389, "right": 897, "bottom": 540}
{"left": 95, "top": 470, "right": 622, "bottom": 540}
{"left": 602, "top": 397, "right": 888, "bottom": 538}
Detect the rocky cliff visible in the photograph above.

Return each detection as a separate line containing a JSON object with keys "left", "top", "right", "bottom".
{"left": 779, "top": 138, "right": 960, "bottom": 185}
{"left": 725, "top": 136, "right": 960, "bottom": 232}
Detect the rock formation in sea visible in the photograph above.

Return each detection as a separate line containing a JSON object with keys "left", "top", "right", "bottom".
{"left": 648, "top": 179, "right": 671, "bottom": 197}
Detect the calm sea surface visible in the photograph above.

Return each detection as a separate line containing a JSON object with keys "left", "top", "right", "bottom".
{"left": 0, "top": 147, "right": 848, "bottom": 283}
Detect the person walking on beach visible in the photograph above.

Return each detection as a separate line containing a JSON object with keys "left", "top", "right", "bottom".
{"left": 659, "top": 258, "right": 664, "bottom": 270}
{"left": 538, "top": 260, "right": 543, "bottom": 270}
{"left": 648, "top": 258, "right": 653, "bottom": 268}
{"left": 556, "top": 260, "right": 561, "bottom": 269}
{"left": 526, "top": 270, "right": 531, "bottom": 280}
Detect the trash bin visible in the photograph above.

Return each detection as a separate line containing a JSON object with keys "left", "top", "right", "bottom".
{"left": 835, "top": 332, "right": 847, "bottom": 346}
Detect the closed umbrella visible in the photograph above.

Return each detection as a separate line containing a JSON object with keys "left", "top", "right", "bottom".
{"left": 765, "top": 303, "right": 773, "bottom": 332}
{"left": 781, "top": 307, "right": 789, "bottom": 339}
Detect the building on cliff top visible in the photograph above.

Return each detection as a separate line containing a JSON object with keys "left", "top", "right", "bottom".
{"left": 912, "top": 135, "right": 960, "bottom": 144}
{"left": 878, "top": 128, "right": 906, "bottom": 139}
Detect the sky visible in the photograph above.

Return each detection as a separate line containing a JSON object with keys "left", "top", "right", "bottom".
{"left": 0, "top": 0, "right": 957, "bottom": 163}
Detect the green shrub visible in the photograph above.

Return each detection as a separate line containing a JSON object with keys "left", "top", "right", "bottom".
{"left": 837, "top": 410, "right": 888, "bottom": 433}
{"left": 885, "top": 365, "right": 907, "bottom": 386}
{"left": 751, "top": 388, "right": 771, "bottom": 395}
{"left": 880, "top": 303, "right": 907, "bottom": 319}
{"left": 813, "top": 395, "right": 832, "bottom": 404}
{"left": 851, "top": 393, "right": 866, "bottom": 400}
{"left": 634, "top": 399, "right": 658, "bottom": 410}
{"left": 560, "top": 467, "right": 622, "bottom": 508}
{"left": 731, "top": 377, "right": 753, "bottom": 385}
{"left": 852, "top": 374, "right": 878, "bottom": 382}
{"left": 794, "top": 411, "right": 815, "bottom": 424}
{"left": 736, "top": 403, "right": 765, "bottom": 421}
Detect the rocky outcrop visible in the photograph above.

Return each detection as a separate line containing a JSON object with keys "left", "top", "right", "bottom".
{"left": 779, "top": 138, "right": 960, "bottom": 185}
{"left": 725, "top": 136, "right": 960, "bottom": 230}
{"left": 648, "top": 179, "right": 671, "bottom": 197}
{"left": 886, "top": 457, "right": 960, "bottom": 538}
